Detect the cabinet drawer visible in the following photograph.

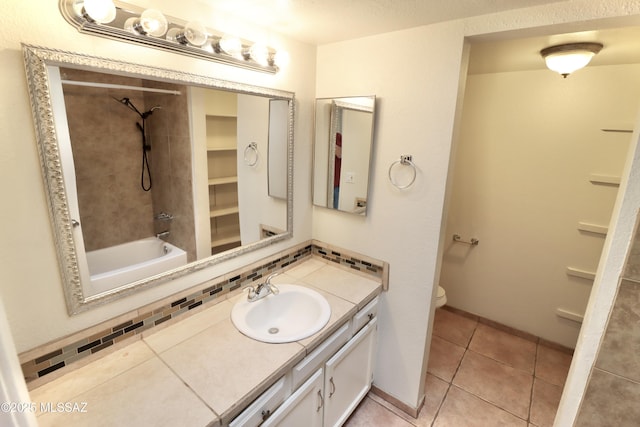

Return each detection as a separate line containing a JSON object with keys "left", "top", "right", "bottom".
{"left": 229, "top": 375, "right": 289, "bottom": 427}
{"left": 352, "top": 297, "right": 378, "bottom": 334}
{"left": 291, "top": 321, "right": 351, "bottom": 390}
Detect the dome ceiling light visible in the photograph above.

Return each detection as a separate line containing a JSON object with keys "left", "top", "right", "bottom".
{"left": 540, "top": 42, "right": 603, "bottom": 78}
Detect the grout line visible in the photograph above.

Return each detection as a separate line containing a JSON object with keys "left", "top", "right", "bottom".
{"left": 527, "top": 342, "right": 540, "bottom": 424}
{"left": 431, "top": 319, "right": 477, "bottom": 426}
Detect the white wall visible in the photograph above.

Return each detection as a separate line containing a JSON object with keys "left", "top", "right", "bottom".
{"left": 0, "top": 0, "right": 316, "bottom": 353}
{"left": 315, "top": 22, "right": 468, "bottom": 409}
{"left": 237, "top": 94, "right": 288, "bottom": 241}
{"left": 314, "top": 0, "right": 640, "bottom": 413}
{"left": 441, "top": 64, "right": 640, "bottom": 349}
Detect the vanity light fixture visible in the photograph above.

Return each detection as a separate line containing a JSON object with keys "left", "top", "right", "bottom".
{"left": 59, "top": 0, "right": 287, "bottom": 73}
{"left": 540, "top": 42, "right": 603, "bottom": 78}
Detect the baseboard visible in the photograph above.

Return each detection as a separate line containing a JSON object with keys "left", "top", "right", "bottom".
{"left": 370, "top": 385, "right": 424, "bottom": 419}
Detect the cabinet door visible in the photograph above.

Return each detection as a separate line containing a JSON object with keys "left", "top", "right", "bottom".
{"left": 324, "top": 318, "right": 377, "bottom": 427}
{"left": 262, "top": 369, "right": 324, "bottom": 427}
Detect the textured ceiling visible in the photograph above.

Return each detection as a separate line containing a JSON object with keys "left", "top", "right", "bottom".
{"left": 199, "top": 0, "right": 566, "bottom": 45}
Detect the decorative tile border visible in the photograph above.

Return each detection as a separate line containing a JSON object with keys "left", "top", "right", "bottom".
{"left": 20, "top": 240, "right": 387, "bottom": 384}
{"left": 313, "top": 245, "right": 385, "bottom": 279}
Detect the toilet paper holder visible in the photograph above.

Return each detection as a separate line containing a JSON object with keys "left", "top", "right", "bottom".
{"left": 453, "top": 234, "right": 479, "bottom": 246}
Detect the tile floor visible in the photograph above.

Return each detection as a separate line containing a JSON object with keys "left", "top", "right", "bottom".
{"left": 345, "top": 308, "right": 573, "bottom": 427}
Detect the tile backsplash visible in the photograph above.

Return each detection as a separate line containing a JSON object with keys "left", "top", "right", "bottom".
{"left": 20, "top": 240, "right": 387, "bottom": 386}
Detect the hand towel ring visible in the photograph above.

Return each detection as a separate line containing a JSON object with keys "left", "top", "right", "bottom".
{"left": 244, "top": 142, "right": 258, "bottom": 167}
{"left": 389, "top": 155, "right": 416, "bottom": 189}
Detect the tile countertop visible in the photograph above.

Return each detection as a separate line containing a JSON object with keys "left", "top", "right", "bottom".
{"left": 30, "top": 257, "right": 382, "bottom": 427}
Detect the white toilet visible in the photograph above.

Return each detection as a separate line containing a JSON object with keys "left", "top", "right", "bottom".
{"left": 435, "top": 286, "right": 447, "bottom": 308}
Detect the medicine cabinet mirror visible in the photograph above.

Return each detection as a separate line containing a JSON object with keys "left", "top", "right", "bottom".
{"left": 23, "top": 44, "right": 294, "bottom": 314}
{"left": 313, "top": 96, "right": 375, "bottom": 215}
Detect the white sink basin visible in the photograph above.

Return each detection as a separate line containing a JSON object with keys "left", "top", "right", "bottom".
{"left": 231, "top": 284, "right": 331, "bottom": 343}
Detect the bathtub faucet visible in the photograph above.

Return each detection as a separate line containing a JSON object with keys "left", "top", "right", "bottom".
{"left": 154, "top": 212, "right": 174, "bottom": 221}
{"left": 156, "top": 231, "right": 170, "bottom": 239}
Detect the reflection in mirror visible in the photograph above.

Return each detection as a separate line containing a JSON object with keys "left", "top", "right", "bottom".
{"left": 23, "top": 45, "right": 294, "bottom": 314}
{"left": 268, "top": 99, "right": 289, "bottom": 199}
{"left": 313, "top": 96, "right": 375, "bottom": 215}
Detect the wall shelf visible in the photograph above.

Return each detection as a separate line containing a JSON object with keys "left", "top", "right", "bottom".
{"left": 556, "top": 308, "right": 584, "bottom": 323}
{"left": 577, "top": 222, "right": 608, "bottom": 236}
{"left": 211, "top": 229, "right": 241, "bottom": 248}
{"left": 210, "top": 205, "right": 240, "bottom": 218}
{"left": 589, "top": 174, "right": 621, "bottom": 186}
{"left": 566, "top": 267, "right": 596, "bottom": 281}
{"left": 208, "top": 176, "right": 238, "bottom": 186}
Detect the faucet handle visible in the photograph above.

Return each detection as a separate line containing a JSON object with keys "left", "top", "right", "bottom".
{"left": 266, "top": 272, "right": 280, "bottom": 294}
{"left": 245, "top": 285, "right": 257, "bottom": 300}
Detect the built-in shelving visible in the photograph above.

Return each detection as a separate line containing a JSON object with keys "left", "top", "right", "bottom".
{"left": 205, "top": 90, "right": 240, "bottom": 255}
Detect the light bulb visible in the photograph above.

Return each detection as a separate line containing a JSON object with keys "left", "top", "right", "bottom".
{"left": 139, "top": 9, "right": 168, "bottom": 37}
{"left": 219, "top": 35, "right": 243, "bottom": 59}
{"left": 272, "top": 49, "right": 290, "bottom": 68}
{"left": 124, "top": 9, "right": 168, "bottom": 37}
{"left": 184, "top": 21, "right": 208, "bottom": 46}
{"left": 166, "top": 22, "right": 208, "bottom": 46}
{"left": 82, "top": 0, "right": 116, "bottom": 24}
{"left": 249, "top": 42, "right": 270, "bottom": 66}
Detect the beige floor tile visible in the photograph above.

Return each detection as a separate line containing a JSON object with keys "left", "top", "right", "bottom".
{"left": 434, "top": 386, "right": 527, "bottom": 427}
{"left": 433, "top": 309, "right": 477, "bottom": 348}
{"left": 453, "top": 350, "right": 533, "bottom": 419}
{"left": 469, "top": 323, "right": 536, "bottom": 373}
{"left": 419, "top": 374, "right": 450, "bottom": 426}
{"left": 344, "top": 397, "right": 415, "bottom": 427}
{"left": 530, "top": 378, "right": 562, "bottom": 427}
{"left": 535, "top": 344, "right": 572, "bottom": 387}
{"left": 427, "top": 335, "right": 466, "bottom": 382}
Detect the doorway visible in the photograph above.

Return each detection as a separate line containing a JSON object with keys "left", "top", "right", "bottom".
{"left": 428, "top": 26, "right": 640, "bottom": 425}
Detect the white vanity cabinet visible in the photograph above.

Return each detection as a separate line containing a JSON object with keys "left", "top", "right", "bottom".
{"left": 257, "top": 298, "right": 378, "bottom": 427}
{"left": 261, "top": 368, "right": 325, "bottom": 427}
{"left": 323, "top": 317, "right": 377, "bottom": 427}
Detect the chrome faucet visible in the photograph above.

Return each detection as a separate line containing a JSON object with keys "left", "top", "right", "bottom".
{"left": 246, "top": 272, "right": 280, "bottom": 302}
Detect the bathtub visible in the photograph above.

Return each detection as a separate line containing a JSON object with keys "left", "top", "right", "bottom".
{"left": 86, "top": 237, "right": 188, "bottom": 295}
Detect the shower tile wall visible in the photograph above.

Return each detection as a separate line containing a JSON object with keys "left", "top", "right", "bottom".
{"left": 145, "top": 82, "right": 196, "bottom": 261}
{"left": 61, "top": 69, "right": 195, "bottom": 258}
{"left": 575, "top": 212, "right": 640, "bottom": 426}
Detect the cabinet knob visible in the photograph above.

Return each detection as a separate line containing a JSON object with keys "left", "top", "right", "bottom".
{"left": 261, "top": 409, "right": 271, "bottom": 421}
{"left": 368, "top": 313, "right": 374, "bottom": 321}
{"left": 329, "top": 377, "right": 336, "bottom": 398}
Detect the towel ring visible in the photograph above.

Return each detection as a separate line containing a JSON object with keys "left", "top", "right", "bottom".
{"left": 388, "top": 155, "right": 417, "bottom": 189}
{"left": 244, "top": 142, "right": 258, "bottom": 167}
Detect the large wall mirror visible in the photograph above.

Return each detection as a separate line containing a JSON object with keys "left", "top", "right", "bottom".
{"left": 23, "top": 45, "right": 294, "bottom": 314}
{"left": 313, "top": 96, "right": 375, "bottom": 215}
